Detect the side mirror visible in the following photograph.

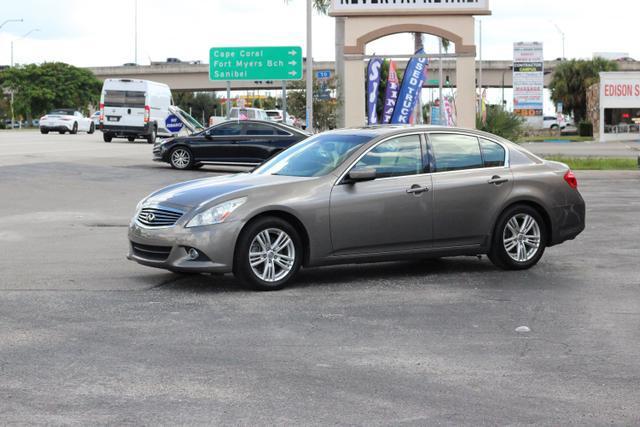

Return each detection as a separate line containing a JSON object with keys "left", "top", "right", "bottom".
{"left": 346, "top": 168, "right": 377, "bottom": 183}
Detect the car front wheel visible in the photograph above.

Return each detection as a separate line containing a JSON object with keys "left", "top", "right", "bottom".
{"left": 169, "top": 147, "right": 194, "bottom": 170}
{"left": 489, "top": 205, "right": 547, "bottom": 270}
{"left": 70, "top": 122, "right": 78, "bottom": 134}
{"left": 234, "top": 217, "right": 302, "bottom": 291}
{"left": 88, "top": 123, "right": 95, "bottom": 134}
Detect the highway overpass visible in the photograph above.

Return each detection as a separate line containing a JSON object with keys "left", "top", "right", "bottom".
{"left": 88, "top": 60, "right": 640, "bottom": 92}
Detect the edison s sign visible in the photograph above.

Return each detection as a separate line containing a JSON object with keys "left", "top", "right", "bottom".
{"left": 209, "top": 46, "right": 303, "bottom": 81}
{"left": 330, "top": 0, "right": 490, "bottom": 15}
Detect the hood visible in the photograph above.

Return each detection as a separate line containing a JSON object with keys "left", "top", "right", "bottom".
{"left": 144, "top": 173, "right": 311, "bottom": 209}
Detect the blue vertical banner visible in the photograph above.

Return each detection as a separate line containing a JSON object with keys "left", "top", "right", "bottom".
{"left": 391, "top": 49, "right": 429, "bottom": 124}
{"left": 366, "top": 57, "right": 383, "bottom": 125}
{"left": 382, "top": 60, "right": 400, "bottom": 124}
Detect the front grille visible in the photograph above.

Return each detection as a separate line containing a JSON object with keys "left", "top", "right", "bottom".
{"left": 137, "top": 207, "right": 183, "bottom": 227}
{"left": 131, "top": 242, "right": 172, "bottom": 261}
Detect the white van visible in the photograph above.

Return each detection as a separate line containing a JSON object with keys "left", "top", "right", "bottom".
{"left": 100, "top": 79, "right": 172, "bottom": 143}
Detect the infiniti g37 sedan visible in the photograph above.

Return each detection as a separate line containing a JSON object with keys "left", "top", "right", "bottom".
{"left": 128, "top": 126, "right": 586, "bottom": 290}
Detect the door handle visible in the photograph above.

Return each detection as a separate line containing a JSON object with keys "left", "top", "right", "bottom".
{"left": 487, "top": 176, "right": 509, "bottom": 185}
{"left": 406, "top": 185, "right": 429, "bottom": 195}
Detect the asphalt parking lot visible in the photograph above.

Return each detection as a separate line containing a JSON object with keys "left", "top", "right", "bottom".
{"left": 1, "top": 131, "right": 639, "bottom": 425}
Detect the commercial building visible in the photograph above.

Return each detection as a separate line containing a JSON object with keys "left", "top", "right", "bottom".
{"left": 588, "top": 72, "right": 640, "bottom": 142}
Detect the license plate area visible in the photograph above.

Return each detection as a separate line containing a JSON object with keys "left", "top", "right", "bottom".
{"left": 107, "top": 116, "right": 120, "bottom": 122}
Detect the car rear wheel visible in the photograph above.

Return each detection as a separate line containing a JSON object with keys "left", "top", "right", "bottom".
{"left": 88, "top": 123, "right": 95, "bottom": 134}
{"left": 169, "top": 147, "right": 194, "bottom": 170}
{"left": 489, "top": 205, "right": 547, "bottom": 270}
{"left": 127, "top": 136, "right": 136, "bottom": 142}
{"left": 40, "top": 128, "right": 49, "bottom": 135}
{"left": 70, "top": 122, "right": 78, "bottom": 134}
{"left": 147, "top": 127, "right": 156, "bottom": 144}
{"left": 103, "top": 133, "right": 112, "bottom": 143}
{"left": 234, "top": 217, "right": 302, "bottom": 291}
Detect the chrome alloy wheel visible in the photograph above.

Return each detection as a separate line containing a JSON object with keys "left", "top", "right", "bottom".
{"left": 171, "top": 149, "right": 191, "bottom": 169}
{"left": 249, "top": 228, "right": 296, "bottom": 282}
{"left": 503, "top": 213, "right": 541, "bottom": 262}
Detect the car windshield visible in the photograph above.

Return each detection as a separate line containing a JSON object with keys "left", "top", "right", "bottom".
{"left": 254, "top": 133, "right": 373, "bottom": 177}
{"left": 49, "top": 110, "right": 74, "bottom": 115}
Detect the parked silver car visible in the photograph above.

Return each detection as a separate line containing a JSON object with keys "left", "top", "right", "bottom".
{"left": 128, "top": 126, "right": 586, "bottom": 290}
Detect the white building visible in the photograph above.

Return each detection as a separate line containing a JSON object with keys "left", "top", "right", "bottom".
{"left": 597, "top": 72, "right": 640, "bottom": 142}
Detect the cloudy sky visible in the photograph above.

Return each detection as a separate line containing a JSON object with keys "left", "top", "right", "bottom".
{"left": 1, "top": 0, "right": 639, "bottom": 67}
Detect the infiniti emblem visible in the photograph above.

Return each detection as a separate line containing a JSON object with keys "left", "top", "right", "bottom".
{"left": 146, "top": 212, "right": 155, "bottom": 222}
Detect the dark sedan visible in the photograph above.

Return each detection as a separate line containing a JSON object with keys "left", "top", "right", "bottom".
{"left": 153, "top": 120, "right": 310, "bottom": 170}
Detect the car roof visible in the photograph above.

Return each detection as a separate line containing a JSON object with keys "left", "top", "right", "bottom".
{"left": 320, "top": 125, "right": 507, "bottom": 140}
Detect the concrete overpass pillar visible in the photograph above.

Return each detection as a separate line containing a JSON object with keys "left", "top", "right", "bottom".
{"left": 344, "top": 58, "right": 365, "bottom": 128}
{"left": 456, "top": 56, "right": 476, "bottom": 129}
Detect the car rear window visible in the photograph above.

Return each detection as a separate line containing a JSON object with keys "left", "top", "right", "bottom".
{"left": 430, "top": 134, "right": 484, "bottom": 172}
{"left": 104, "top": 90, "right": 146, "bottom": 108}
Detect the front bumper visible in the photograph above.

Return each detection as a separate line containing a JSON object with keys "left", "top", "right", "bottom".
{"left": 127, "top": 219, "right": 243, "bottom": 274}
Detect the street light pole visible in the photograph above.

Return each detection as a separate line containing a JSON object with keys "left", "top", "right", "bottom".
{"left": 134, "top": 0, "right": 138, "bottom": 64}
{"left": 552, "top": 22, "right": 566, "bottom": 60}
{"left": 0, "top": 18, "right": 23, "bottom": 31}
{"left": 305, "top": 0, "right": 313, "bottom": 132}
{"left": 10, "top": 28, "right": 39, "bottom": 129}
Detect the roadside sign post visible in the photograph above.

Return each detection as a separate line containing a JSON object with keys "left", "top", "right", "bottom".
{"left": 210, "top": 46, "right": 303, "bottom": 123}
{"left": 282, "top": 81, "right": 288, "bottom": 125}
{"left": 226, "top": 81, "right": 231, "bottom": 119}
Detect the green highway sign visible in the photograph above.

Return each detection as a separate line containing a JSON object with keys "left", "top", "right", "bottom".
{"left": 209, "top": 46, "right": 303, "bottom": 81}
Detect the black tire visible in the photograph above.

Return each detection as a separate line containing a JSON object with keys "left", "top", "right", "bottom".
{"left": 70, "top": 122, "right": 78, "bottom": 134}
{"left": 88, "top": 123, "right": 95, "bottom": 134}
{"left": 40, "top": 128, "right": 49, "bottom": 134}
{"left": 59, "top": 130, "right": 66, "bottom": 134}
{"left": 103, "top": 133, "right": 112, "bottom": 143}
{"left": 488, "top": 204, "right": 547, "bottom": 270}
{"left": 550, "top": 124, "right": 559, "bottom": 130}
{"left": 169, "top": 146, "right": 194, "bottom": 170}
{"left": 233, "top": 217, "right": 303, "bottom": 291}
{"left": 147, "top": 126, "right": 157, "bottom": 144}
{"left": 127, "top": 136, "right": 136, "bottom": 142}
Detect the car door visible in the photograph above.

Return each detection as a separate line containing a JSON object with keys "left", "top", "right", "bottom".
{"left": 428, "top": 133, "right": 513, "bottom": 248}
{"left": 190, "top": 122, "right": 243, "bottom": 162}
{"left": 239, "top": 122, "right": 288, "bottom": 163}
{"left": 330, "top": 134, "right": 433, "bottom": 255}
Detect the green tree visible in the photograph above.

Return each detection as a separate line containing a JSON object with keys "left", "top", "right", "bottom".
{"left": 0, "top": 62, "right": 102, "bottom": 123}
{"left": 549, "top": 58, "right": 618, "bottom": 124}
{"left": 172, "top": 92, "right": 219, "bottom": 125}
{"left": 476, "top": 104, "right": 525, "bottom": 141}
{"left": 286, "top": 77, "right": 337, "bottom": 131}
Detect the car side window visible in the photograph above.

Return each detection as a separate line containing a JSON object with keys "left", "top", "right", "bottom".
{"left": 430, "top": 134, "right": 483, "bottom": 172}
{"left": 276, "top": 128, "right": 291, "bottom": 136}
{"left": 245, "top": 123, "right": 275, "bottom": 136}
{"left": 353, "top": 135, "right": 423, "bottom": 178}
{"left": 210, "top": 123, "right": 241, "bottom": 136}
{"left": 479, "top": 138, "right": 506, "bottom": 167}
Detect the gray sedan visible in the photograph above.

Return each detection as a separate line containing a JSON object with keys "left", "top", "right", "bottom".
{"left": 128, "top": 126, "right": 585, "bottom": 290}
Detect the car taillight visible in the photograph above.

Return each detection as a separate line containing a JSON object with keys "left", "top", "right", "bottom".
{"left": 564, "top": 170, "right": 578, "bottom": 189}
{"left": 144, "top": 105, "right": 150, "bottom": 123}
{"left": 99, "top": 103, "right": 104, "bottom": 121}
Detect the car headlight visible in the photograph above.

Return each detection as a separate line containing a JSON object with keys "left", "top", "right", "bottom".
{"left": 186, "top": 197, "right": 247, "bottom": 228}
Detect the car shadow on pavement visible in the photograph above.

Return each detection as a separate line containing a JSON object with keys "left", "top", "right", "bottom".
{"left": 146, "top": 256, "right": 528, "bottom": 293}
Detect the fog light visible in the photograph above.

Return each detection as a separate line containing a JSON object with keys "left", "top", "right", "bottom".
{"left": 187, "top": 248, "right": 200, "bottom": 260}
